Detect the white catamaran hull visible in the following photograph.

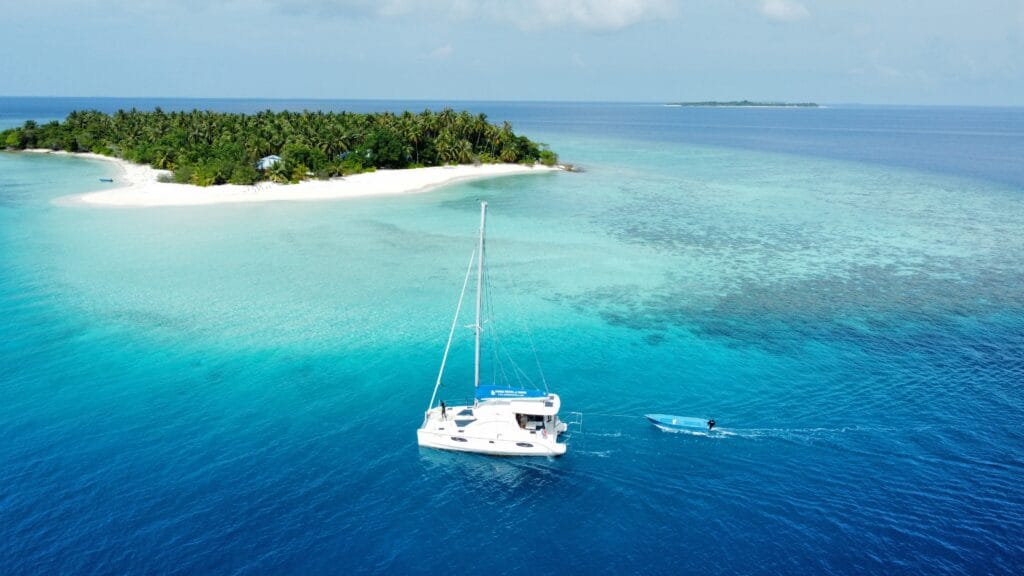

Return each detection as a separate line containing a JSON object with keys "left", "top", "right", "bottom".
{"left": 417, "top": 429, "right": 565, "bottom": 456}
{"left": 417, "top": 405, "right": 567, "bottom": 456}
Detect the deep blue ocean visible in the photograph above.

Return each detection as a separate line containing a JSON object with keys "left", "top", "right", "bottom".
{"left": 2, "top": 98, "right": 1023, "bottom": 574}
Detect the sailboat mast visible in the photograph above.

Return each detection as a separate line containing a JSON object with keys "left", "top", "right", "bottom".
{"left": 474, "top": 201, "right": 487, "bottom": 389}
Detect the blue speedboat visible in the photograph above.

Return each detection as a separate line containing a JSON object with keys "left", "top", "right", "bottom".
{"left": 646, "top": 414, "right": 716, "bottom": 433}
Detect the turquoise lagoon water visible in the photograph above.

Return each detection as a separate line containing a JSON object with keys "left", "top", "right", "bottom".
{"left": 2, "top": 100, "right": 1023, "bottom": 574}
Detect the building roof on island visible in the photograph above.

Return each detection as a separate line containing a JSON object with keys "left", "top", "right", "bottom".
{"left": 257, "top": 155, "right": 281, "bottom": 169}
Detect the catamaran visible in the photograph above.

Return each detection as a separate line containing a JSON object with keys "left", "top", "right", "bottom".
{"left": 417, "top": 202, "right": 569, "bottom": 457}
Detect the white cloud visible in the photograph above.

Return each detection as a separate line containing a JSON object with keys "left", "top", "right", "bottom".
{"left": 499, "top": 0, "right": 678, "bottom": 31}
{"left": 258, "top": 0, "right": 412, "bottom": 18}
{"left": 428, "top": 43, "right": 455, "bottom": 59}
{"left": 258, "top": 0, "right": 677, "bottom": 30}
{"left": 759, "top": 0, "right": 809, "bottom": 22}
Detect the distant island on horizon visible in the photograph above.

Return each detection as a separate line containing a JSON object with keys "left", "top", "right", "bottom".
{"left": 667, "top": 100, "right": 820, "bottom": 108}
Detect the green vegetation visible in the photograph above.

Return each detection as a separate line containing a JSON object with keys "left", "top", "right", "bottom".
{"left": 668, "top": 100, "right": 819, "bottom": 107}
{"left": 0, "top": 108, "right": 559, "bottom": 186}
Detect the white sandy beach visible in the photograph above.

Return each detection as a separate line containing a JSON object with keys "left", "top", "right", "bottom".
{"left": 24, "top": 150, "right": 559, "bottom": 207}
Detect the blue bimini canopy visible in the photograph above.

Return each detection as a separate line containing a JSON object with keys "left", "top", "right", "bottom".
{"left": 475, "top": 386, "right": 548, "bottom": 401}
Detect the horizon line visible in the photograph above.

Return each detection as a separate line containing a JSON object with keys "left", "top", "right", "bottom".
{"left": 1, "top": 95, "right": 1022, "bottom": 109}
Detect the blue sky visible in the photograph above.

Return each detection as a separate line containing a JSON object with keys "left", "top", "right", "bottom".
{"left": 2, "top": 0, "right": 1022, "bottom": 104}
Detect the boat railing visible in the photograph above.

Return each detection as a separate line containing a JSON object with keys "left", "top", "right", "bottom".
{"left": 438, "top": 396, "right": 475, "bottom": 408}
{"left": 563, "top": 411, "right": 583, "bottom": 437}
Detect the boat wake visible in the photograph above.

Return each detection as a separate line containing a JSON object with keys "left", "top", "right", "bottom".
{"left": 652, "top": 424, "right": 737, "bottom": 437}
{"left": 726, "top": 426, "right": 894, "bottom": 440}
{"left": 579, "top": 431, "right": 624, "bottom": 438}
{"left": 652, "top": 425, "right": 896, "bottom": 443}
{"left": 574, "top": 450, "right": 615, "bottom": 458}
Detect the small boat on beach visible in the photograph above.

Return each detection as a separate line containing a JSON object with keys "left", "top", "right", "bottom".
{"left": 646, "top": 414, "right": 717, "bottom": 433}
{"left": 99, "top": 178, "right": 114, "bottom": 182}
{"left": 417, "top": 202, "right": 569, "bottom": 457}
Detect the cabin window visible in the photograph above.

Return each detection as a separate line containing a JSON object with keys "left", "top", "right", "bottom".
{"left": 516, "top": 442, "right": 533, "bottom": 448}
{"left": 516, "top": 413, "right": 545, "bottom": 430}
{"left": 451, "top": 437, "right": 468, "bottom": 442}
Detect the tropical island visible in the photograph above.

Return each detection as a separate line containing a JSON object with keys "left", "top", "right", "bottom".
{"left": 1, "top": 108, "right": 559, "bottom": 187}
{"left": 666, "top": 100, "right": 819, "bottom": 107}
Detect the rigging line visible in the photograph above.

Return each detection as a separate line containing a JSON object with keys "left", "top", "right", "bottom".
{"left": 490, "top": 327, "right": 507, "bottom": 387}
{"left": 505, "top": 262, "right": 550, "bottom": 393}
{"left": 479, "top": 234, "right": 540, "bottom": 391}
{"left": 482, "top": 247, "right": 508, "bottom": 388}
{"left": 492, "top": 256, "right": 534, "bottom": 389}
{"left": 525, "top": 318, "right": 549, "bottom": 393}
{"left": 489, "top": 310, "right": 537, "bottom": 390}
{"left": 506, "top": 328, "right": 543, "bottom": 390}
{"left": 490, "top": 320, "right": 511, "bottom": 387}
{"left": 490, "top": 335, "right": 502, "bottom": 386}
{"left": 496, "top": 328, "right": 534, "bottom": 388}
{"left": 425, "top": 249, "right": 476, "bottom": 424}
{"left": 505, "top": 345, "right": 526, "bottom": 387}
